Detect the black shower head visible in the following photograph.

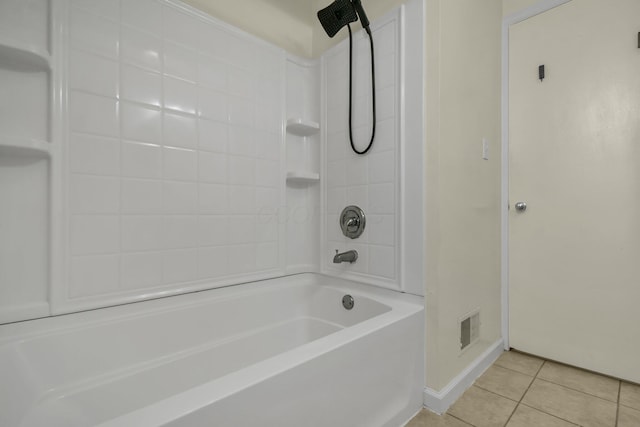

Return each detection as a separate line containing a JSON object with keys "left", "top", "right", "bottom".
{"left": 317, "top": 0, "right": 358, "bottom": 38}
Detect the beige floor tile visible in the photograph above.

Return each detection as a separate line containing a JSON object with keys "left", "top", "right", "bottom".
{"left": 506, "top": 404, "right": 578, "bottom": 427}
{"left": 405, "top": 409, "right": 472, "bottom": 427}
{"left": 475, "top": 365, "right": 534, "bottom": 401}
{"left": 620, "top": 382, "right": 640, "bottom": 411}
{"left": 618, "top": 405, "right": 640, "bottom": 427}
{"left": 494, "top": 351, "right": 544, "bottom": 377}
{"left": 537, "top": 361, "right": 620, "bottom": 402}
{"left": 448, "top": 386, "right": 517, "bottom": 427}
{"left": 521, "top": 379, "right": 617, "bottom": 427}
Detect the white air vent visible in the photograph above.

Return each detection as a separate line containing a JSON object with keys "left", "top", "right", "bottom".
{"left": 459, "top": 309, "right": 480, "bottom": 351}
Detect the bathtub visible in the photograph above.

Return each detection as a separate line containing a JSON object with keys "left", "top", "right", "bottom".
{"left": 0, "top": 273, "right": 424, "bottom": 427}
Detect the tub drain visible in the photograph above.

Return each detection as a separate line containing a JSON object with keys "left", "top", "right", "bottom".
{"left": 342, "top": 294, "right": 355, "bottom": 310}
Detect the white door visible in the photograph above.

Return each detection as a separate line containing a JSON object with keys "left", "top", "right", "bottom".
{"left": 508, "top": 0, "right": 640, "bottom": 383}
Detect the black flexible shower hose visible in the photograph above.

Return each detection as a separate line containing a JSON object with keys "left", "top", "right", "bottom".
{"left": 347, "top": 24, "right": 376, "bottom": 155}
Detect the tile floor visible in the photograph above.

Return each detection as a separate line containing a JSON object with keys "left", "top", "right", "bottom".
{"left": 407, "top": 351, "right": 640, "bottom": 427}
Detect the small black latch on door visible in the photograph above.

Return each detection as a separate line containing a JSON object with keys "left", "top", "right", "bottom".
{"left": 538, "top": 65, "right": 545, "bottom": 81}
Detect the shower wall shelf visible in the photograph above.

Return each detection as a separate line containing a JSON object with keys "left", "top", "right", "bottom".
{"left": 0, "top": 38, "right": 51, "bottom": 71}
{"left": 286, "top": 118, "right": 320, "bottom": 137}
{"left": 286, "top": 171, "right": 320, "bottom": 184}
{"left": 0, "top": 138, "right": 51, "bottom": 157}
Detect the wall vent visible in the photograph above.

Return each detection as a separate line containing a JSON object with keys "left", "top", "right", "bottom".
{"left": 460, "top": 309, "right": 480, "bottom": 351}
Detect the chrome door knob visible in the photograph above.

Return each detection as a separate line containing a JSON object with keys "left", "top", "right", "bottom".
{"left": 515, "top": 202, "right": 527, "bottom": 212}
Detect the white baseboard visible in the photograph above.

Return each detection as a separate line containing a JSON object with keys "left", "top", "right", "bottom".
{"left": 423, "top": 339, "right": 504, "bottom": 415}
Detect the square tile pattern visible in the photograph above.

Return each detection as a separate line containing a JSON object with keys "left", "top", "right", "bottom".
{"left": 408, "top": 351, "right": 640, "bottom": 427}
{"left": 66, "top": 1, "right": 284, "bottom": 299}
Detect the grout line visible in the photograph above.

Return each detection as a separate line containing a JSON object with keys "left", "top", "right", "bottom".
{"left": 502, "top": 360, "right": 545, "bottom": 426}
{"left": 518, "top": 403, "right": 582, "bottom": 426}
{"left": 532, "top": 376, "right": 620, "bottom": 404}
{"left": 615, "top": 381, "right": 621, "bottom": 427}
{"left": 447, "top": 413, "right": 475, "bottom": 427}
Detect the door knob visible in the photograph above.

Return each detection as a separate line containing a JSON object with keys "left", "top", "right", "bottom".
{"left": 515, "top": 202, "right": 527, "bottom": 212}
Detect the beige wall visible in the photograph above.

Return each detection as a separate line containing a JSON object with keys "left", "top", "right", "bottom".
{"left": 424, "top": 0, "right": 503, "bottom": 390}
{"left": 182, "top": 0, "right": 315, "bottom": 57}
{"left": 503, "top": 0, "right": 542, "bottom": 16}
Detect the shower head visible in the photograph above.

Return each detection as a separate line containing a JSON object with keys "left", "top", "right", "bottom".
{"left": 316, "top": 0, "right": 358, "bottom": 38}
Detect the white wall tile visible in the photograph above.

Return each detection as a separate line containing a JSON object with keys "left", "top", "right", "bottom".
{"left": 327, "top": 187, "right": 346, "bottom": 215}
{"left": 368, "top": 149, "right": 394, "bottom": 183}
{"left": 228, "top": 244, "right": 256, "bottom": 274}
{"left": 377, "top": 53, "right": 396, "bottom": 89}
{"left": 255, "top": 132, "right": 281, "bottom": 161}
{"left": 120, "top": 26, "right": 161, "bottom": 72}
{"left": 164, "top": 41, "right": 198, "bottom": 83}
{"left": 121, "top": 141, "right": 162, "bottom": 179}
{"left": 228, "top": 96, "right": 253, "bottom": 126}
{"left": 377, "top": 86, "right": 396, "bottom": 121}
{"left": 197, "top": 215, "right": 228, "bottom": 247}
{"left": 163, "top": 249, "right": 198, "bottom": 284}
{"left": 368, "top": 245, "right": 395, "bottom": 279}
{"left": 368, "top": 215, "right": 395, "bottom": 246}
{"left": 121, "top": 64, "right": 161, "bottom": 107}
{"left": 70, "top": 8, "right": 119, "bottom": 58}
{"left": 198, "top": 118, "right": 227, "bottom": 153}
{"left": 163, "top": 112, "right": 197, "bottom": 149}
{"left": 228, "top": 126, "right": 255, "bottom": 157}
{"left": 198, "top": 54, "right": 227, "bottom": 91}
{"left": 374, "top": 118, "right": 396, "bottom": 152}
{"left": 121, "top": 179, "right": 163, "bottom": 214}
{"left": 121, "top": 0, "right": 162, "bottom": 36}
{"left": 121, "top": 103, "right": 162, "bottom": 144}
{"left": 69, "top": 91, "right": 118, "bottom": 137}
{"left": 164, "top": 76, "right": 197, "bottom": 115}
{"left": 256, "top": 188, "right": 278, "bottom": 213}
{"left": 69, "top": 133, "right": 120, "bottom": 176}
{"left": 228, "top": 156, "right": 255, "bottom": 186}
{"left": 255, "top": 160, "right": 279, "bottom": 188}
{"left": 256, "top": 215, "right": 278, "bottom": 242}
{"left": 368, "top": 183, "right": 395, "bottom": 214}
{"left": 197, "top": 246, "right": 228, "bottom": 279}
{"left": 227, "top": 67, "right": 254, "bottom": 98}
{"left": 163, "top": 216, "right": 198, "bottom": 249}
{"left": 346, "top": 155, "right": 368, "bottom": 185}
{"left": 327, "top": 160, "right": 346, "bottom": 189}
{"left": 70, "top": 175, "right": 120, "bottom": 214}
{"left": 349, "top": 243, "right": 369, "bottom": 274}
{"left": 121, "top": 252, "right": 163, "bottom": 289}
{"left": 69, "top": 49, "right": 118, "bottom": 98}
{"left": 70, "top": 215, "right": 120, "bottom": 255}
{"left": 163, "top": 147, "right": 197, "bottom": 181}
{"left": 70, "top": 255, "right": 120, "bottom": 298}
{"left": 229, "top": 186, "right": 256, "bottom": 214}
{"left": 346, "top": 185, "right": 369, "bottom": 214}
{"left": 198, "top": 87, "right": 228, "bottom": 122}
{"left": 121, "top": 216, "right": 164, "bottom": 252}
{"left": 228, "top": 215, "right": 255, "bottom": 244}
{"left": 163, "top": 5, "right": 200, "bottom": 48}
{"left": 70, "top": 0, "right": 119, "bottom": 21}
{"left": 198, "top": 184, "right": 228, "bottom": 214}
{"left": 198, "top": 151, "right": 227, "bottom": 184}
{"left": 163, "top": 181, "right": 198, "bottom": 214}
{"left": 65, "top": 1, "right": 285, "bottom": 301}
{"left": 256, "top": 243, "right": 278, "bottom": 270}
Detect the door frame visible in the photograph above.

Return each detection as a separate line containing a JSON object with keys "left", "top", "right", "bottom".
{"left": 500, "top": 0, "right": 572, "bottom": 351}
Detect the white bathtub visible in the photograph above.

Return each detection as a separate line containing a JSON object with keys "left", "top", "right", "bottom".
{"left": 0, "top": 273, "right": 424, "bottom": 427}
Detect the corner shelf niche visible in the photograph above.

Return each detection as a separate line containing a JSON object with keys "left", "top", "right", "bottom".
{"left": 286, "top": 118, "right": 320, "bottom": 137}
{"left": 0, "top": 38, "right": 51, "bottom": 72}
{"left": 286, "top": 171, "right": 320, "bottom": 185}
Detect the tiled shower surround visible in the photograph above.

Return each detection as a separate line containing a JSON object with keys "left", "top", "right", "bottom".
{"left": 323, "top": 15, "right": 400, "bottom": 286}
{"left": 66, "top": 0, "right": 283, "bottom": 300}
{"left": 35, "top": 0, "right": 417, "bottom": 314}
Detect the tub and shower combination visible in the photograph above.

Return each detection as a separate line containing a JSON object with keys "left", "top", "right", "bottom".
{"left": 0, "top": 274, "right": 424, "bottom": 426}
